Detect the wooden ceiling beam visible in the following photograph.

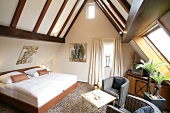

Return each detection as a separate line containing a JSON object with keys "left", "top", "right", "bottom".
{"left": 10, "top": 0, "right": 26, "bottom": 28}
{"left": 57, "top": 0, "right": 79, "bottom": 37}
{"left": 95, "top": 0, "right": 120, "bottom": 32}
{"left": 33, "top": 0, "right": 52, "bottom": 32}
{"left": 0, "top": 25, "right": 64, "bottom": 43}
{"left": 63, "top": 0, "right": 87, "bottom": 39}
{"left": 47, "top": 0, "right": 69, "bottom": 35}
{"left": 106, "top": 0, "right": 126, "bottom": 25}
{"left": 99, "top": 0, "right": 124, "bottom": 31}
{"left": 122, "top": 0, "right": 170, "bottom": 42}
{"left": 118, "top": 0, "right": 131, "bottom": 13}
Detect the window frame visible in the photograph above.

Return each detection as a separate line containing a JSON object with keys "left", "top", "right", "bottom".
{"left": 145, "top": 26, "right": 170, "bottom": 64}
{"left": 103, "top": 42, "right": 114, "bottom": 67}
{"left": 86, "top": 2, "right": 95, "bottom": 19}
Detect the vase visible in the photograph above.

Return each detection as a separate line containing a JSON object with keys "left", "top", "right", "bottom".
{"left": 144, "top": 92, "right": 166, "bottom": 112}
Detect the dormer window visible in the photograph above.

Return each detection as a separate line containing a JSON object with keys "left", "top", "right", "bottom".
{"left": 86, "top": 3, "right": 95, "bottom": 19}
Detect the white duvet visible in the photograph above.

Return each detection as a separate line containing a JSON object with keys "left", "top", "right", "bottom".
{"left": 4, "top": 72, "right": 77, "bottom": 100}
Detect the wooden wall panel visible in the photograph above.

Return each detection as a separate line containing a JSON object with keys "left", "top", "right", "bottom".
{"left": 134, "top": 36, "right": 170, "bottom": 75}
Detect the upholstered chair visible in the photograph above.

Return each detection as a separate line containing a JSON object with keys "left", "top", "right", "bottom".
{"left": 106, "top": 95, "right": 161, "bottom": 113}
{"left": 102, "top": 76, "right": 129, "bottom": 107}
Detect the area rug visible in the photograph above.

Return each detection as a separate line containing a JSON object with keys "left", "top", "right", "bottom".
{"left": 0, "top": 82, "right": 107, "bottom": 113}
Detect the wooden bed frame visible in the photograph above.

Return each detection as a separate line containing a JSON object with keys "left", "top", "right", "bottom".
{"left": 0, "top": 66, "right": 78, "bottom": 113}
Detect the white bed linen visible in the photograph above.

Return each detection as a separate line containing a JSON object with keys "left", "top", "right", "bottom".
{"left": 0, "top": 72, "right": 77, "bottom": 107}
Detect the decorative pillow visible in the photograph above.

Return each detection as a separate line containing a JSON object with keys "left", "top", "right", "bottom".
{"left": 0, "top": 71, "right": 23, "bottom": 84}
{"left": 134, "top": 106, "right": 151, "bottom": 113}
{"left": 10, "top": 73, "right": 29, "bottom": 83}
{"left": 112, "top": 77, "right": 126, "bottom": 90}
{"left": 37, "top": 69, "right": 49, "bottom": 76}
{"left": 25, "top": 68, "right": 42, "bottom": 77}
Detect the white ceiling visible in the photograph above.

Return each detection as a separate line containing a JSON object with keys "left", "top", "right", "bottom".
{"left": 17, "top": 0, "right": 47, "bottom": 31}
{"left": 51, "top": 0, "right": 77, "bottom": 36}
{"left": 0, "top": 0, "right": 131, "bottom": 39}
{"left": 37, "top": 0, "right": 65, "bottom": 35}
{"left": 0, "top": 0, "right": 19, "bottom": 26}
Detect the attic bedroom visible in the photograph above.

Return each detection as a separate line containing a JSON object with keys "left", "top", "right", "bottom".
{"left": 0, "top": 0, "right": 170, "bottom": 113}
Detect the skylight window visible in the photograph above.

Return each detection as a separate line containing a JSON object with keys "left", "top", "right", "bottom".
{"left": 86, "top": 3, "right": 95, "bottom": 19}
{"left": 147, "top": 28, "right": 170, "bottom": 62}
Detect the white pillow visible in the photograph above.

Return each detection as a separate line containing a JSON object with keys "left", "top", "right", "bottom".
{"left": 27, "top": 73, "right": 39, "bottom": 78}
{"left": 0, "top": 71, "right": 23, "bottom": 84}
{"left": 25, "top": 68, "right": 42, "bottom": 77}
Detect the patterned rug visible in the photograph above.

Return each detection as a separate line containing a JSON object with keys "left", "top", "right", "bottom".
{"left": 0, "top": 82, "right": 107, "bottom": 113}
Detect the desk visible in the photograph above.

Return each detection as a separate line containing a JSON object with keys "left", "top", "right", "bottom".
{"left": 81, "top": 89, "right": 116, "bottom": 113}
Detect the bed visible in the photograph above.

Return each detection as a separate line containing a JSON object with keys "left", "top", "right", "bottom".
{"left": 0, "top": 66, "right": 78, "bottom": 113}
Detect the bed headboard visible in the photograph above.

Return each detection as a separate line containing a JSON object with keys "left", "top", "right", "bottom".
{"left": 0, "top": 66, "right": 41, "bottom": 76}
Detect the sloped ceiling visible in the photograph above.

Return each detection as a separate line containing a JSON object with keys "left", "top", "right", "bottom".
{"left": 0, "top": 0, "right": 132, "bottom": 43}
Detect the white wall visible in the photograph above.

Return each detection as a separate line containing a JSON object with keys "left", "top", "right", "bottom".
{"left": 0, "top": 0, "right": 135, "bottom": 83}
{"left": 0, "top": 36, "right": 60, "bottom": 72}
{"left": 54, "top": 0, "right": 135, "bottom": 82}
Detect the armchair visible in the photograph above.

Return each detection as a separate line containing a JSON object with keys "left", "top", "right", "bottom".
{"left": 102, "top": 76, "right": 129, "bottom": 107}
{"left": 106, "top": 95, "right": 161, "bottom": 113}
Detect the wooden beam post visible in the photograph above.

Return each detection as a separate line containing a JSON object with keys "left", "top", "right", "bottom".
{"left": 10, "top": 0, "right": 26, "bottom": 28}
{"left": 0, "top": 25, "right": 64, "bottom": 43}
{"left": 99, "top": 0, "right": 124, "bottom": 31}
{"left": 118, "top": 0, "right": 131, "bottom": 13}
{"left": 106, "top": 0, "right": 126, "bottom": 25}
{"left": 57, "top": 0, "right": 79, "bottom": 37}
{"left": 63, "top": 0, "right": 87, "bottom": 39}
{"left": 47, "top": 0, "right": 69, "bottom": 35}
{"left": 95, "top": 0, "right": 120, "bottom": 32}
{"left": 122, "top": 0, "right": 170, "bottom": 42}
{"left": 33, "top": 0, "right": 52, "bottom": 32}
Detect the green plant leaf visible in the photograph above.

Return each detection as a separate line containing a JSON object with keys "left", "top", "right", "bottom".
{"left": 151, "top": 72, "right": 170, "bottom": 84}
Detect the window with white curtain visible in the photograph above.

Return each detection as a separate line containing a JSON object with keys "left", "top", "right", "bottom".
{"left": 147, "top": 27, "right": 170, "bottom": 62}
{"left": 103, "top": 42, "right": 113, "bottom": 67}
{"left": 86, "top": 3, "right": 95, "bottom": 19}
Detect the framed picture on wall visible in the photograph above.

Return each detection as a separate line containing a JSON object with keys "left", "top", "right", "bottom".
{"left": 16, "top": 46, "right": 39, "bottom": 65}
{"left": 69, "top": 43, "right": 87, "bottom": 62}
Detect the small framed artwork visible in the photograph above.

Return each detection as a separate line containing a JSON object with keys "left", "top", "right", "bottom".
{"left": 16, "top": 46, "right": 39, "bottom": 65}
{"left": 69, "top": 43, "right": 87, "bottom": 62}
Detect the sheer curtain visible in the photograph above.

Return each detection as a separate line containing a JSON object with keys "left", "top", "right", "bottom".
{"left": 111, "top": 38, "right": 123, "bottom": 77}
{"left": 88, "top": 38, "right": 103, "bottom": 87}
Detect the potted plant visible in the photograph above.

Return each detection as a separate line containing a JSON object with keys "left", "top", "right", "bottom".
{"left": 150, "top": 71, "right": 170, "bottom": 98}
{"left": 135, "top": 59, "right": 166, "bottom": 95}
{"left": 136, "top": 59, "right": 170, "bottom": 112}
{"left": 144, "top": 70, "right": 170, "bottom": 112}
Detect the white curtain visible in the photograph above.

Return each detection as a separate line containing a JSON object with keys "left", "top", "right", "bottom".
{"left": 88, "top": 38, "right": 103, "bottom": 87}
{"left": 110, "top": 38, "right": 123, "bottom": 77}
{"left": 88, "top": 38, "right": 123, "bottom": 87}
